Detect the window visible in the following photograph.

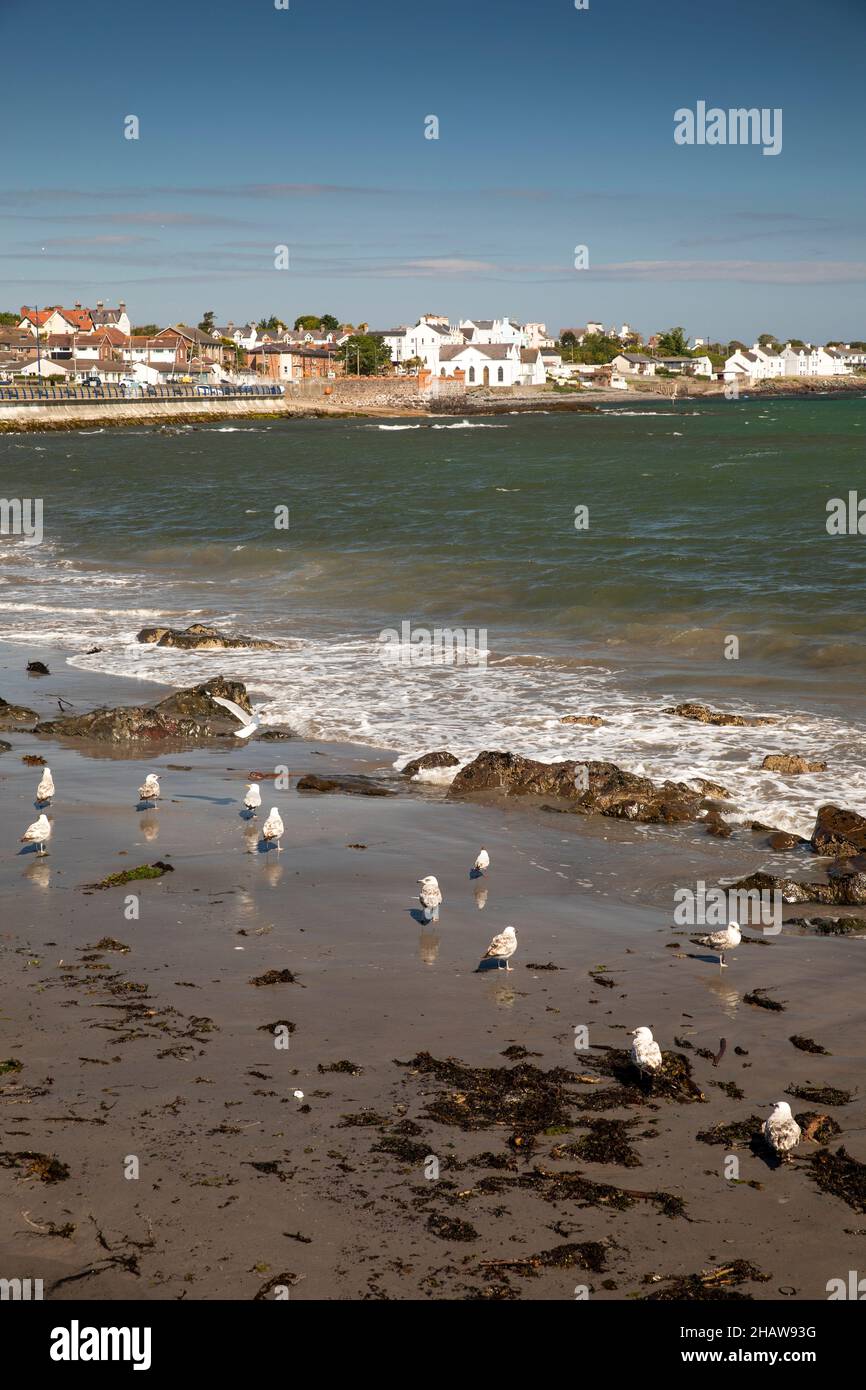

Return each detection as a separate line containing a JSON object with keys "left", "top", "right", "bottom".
{"left": 498, "top": 367, "right": 504, "bottom": 382}
{"left": 468, "top": 366, "right": 475, "bottom": 383}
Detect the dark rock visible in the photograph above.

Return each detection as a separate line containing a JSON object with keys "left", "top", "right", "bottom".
{"left": 785, "top": 915, "right": 866, "bottom": 936}
{"left": 400, "top": 750, "right": 460, "bottom": 778}
{"left": 811, "top": 805, "right": 866, "bottom": 858}
{"left": 732, "top": 870, "right": 866, "bottom": 907}
{"left": 34, "top": 679, "right": 255, "bottom": 744}
{"left": 703, "top": 810, "right": 733, "bottom": 838}
{"left": 762, "top": 753, "right": 826, "bottom": 775}
{"left": 449, "top": 750, "right": 702, "bottom": 824}
{"left": 296, "top": 773, "right": 393, "bottom": 797}
{"left": 0, "top": 740, "right": 10, "bottom": 753}
{"left": 27, "top": 661, "right": 49, "bottom": 675}
{"left": 767, "top": 831, "right": 806, "bottom": 851}
{"left": 560, "top": 715, "right": 604, "bottom": 727}
{"left": 257, "top": 729, "right": 295, "bottom": 741}
{"left": 694, "top": 778, "right": 732, "bottom": 799}
{"left": 664, "top": 702, "right": 776, "bottom": 727}
{"left": 136, "top": 622, "right": 278, "bottom": 651}
{"left": 0, "top": 697, "right": 37, "bottom": 724}
{"left": 155, "top": 676, "right": 252, "bottom": 718}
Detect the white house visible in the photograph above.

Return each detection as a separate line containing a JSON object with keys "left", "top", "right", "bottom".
{"left": 459, "top": 317, "right": 526, "bottom": 346}
{"left": 213, "top": 322, "right": 258, "bottom": 350}
{"left": 611, "top": 352, "right": 656, "bottom": 376}
{"left": 435, "top": 342, "right": 525, "bottom": 386}
{"left": 524, "top": 322, "right": 554, "bottom": 349}
{"left": 381, "top": 318, "right": 458, "bottom": 367}
{"left": 725, "top": 343, "right": 786, "bottom": 383}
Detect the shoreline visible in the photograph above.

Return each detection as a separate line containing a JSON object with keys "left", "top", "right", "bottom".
{"left": 0, "top": 375, "right": 861, "bottom": 432}
{"left": 1, "top": 638, "right": 865, "bottom": 1300}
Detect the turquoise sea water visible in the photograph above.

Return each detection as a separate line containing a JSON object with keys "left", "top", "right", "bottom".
{"left": 1, "top": 396, "right": 865, "bottom": 831}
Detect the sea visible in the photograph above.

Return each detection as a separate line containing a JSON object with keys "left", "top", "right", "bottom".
{"left": 1, "top": 395, "right": 865, "bottom": 836}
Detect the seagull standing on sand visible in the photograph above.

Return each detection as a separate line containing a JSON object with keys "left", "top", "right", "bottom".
{"left": 21, "top": 813, "right": 51, "bottom": 855}
{"left": 481, "top": 924, "right": 517, "bottom": 971}
{"left": 262, "top": 807, "right": 284, "bottom": 851}
{"left": 691, "top": 919, "right": 741, "bottom": 968}
{"left": 473, "top": 847, "right": 490, "bottom": 876}
{"left": 244, "top": 783, "right": 262, "bottom": 815}
{"left": 763, "top": 1101, "right": 801, "bottom": 1162}
{"left": 417, "top": 875, "right": 442, "bottom": 923}
{"left": 630, "top": 1026, "right": 663, "bottom": 1078}
{"left": 138, "top": 774, "right": 161, "bottom": 808}
{"left": 36, "top": 768, "right": 55, "bottom": 805}
{"left": 210, "top": 694, "right": 263, "bottom": 739}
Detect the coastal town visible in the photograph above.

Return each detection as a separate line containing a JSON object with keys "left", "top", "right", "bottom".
{"left": 1, "top": 301, "right": 863, "bottom": 397}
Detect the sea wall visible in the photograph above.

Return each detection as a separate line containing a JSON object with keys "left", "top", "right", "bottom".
{"left": 0, "top": 395, "right": 290, "bottom": 433}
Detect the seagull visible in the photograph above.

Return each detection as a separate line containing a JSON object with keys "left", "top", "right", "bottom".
{"left": 473, "top": 847, "right": 490, "bottom": 876}
{"left": 417, "top": 875, "right": 442, "bottom": 923}
{"left": 630, "top": 1026, "right": 663, "bottom": 1078}
{"left": 210, "top": 694, "right": 263, "bottom": 739}
{"left": 138, "top": 773, "right": 161, "bottom": 808}
{"left": 36, "top": 768, "right": 55, "bottom": 804}
{"left": 262, "top": 806, "right": 284, "bottom": 851}
{"left": 244, "top": 782, "right": 262, "bottom": 815}
{"left": 691, "top": 919, "right": 741, "bottom": 968}
{"left": 481, "top": 924, "right": 517, "bottom": 971}
{"left": 21, "top": 813, "right": 51, "bottom": 855}
{"left": 763, "top": 1101, "right": 801, "bottom": 1162}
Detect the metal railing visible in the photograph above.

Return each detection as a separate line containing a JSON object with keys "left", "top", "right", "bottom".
{"left": 0, "top": 383, "right": 285, "bottom": 404}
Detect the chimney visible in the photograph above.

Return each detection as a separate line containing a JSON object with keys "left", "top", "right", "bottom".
{"left": 97, "top": 299, "right": 104, "bottom": 309}
{"left": 75, "top": 300, "right": 81, "bottom": 309}
{"left": 119, "top": 301, "right": 126, "bottom": 310}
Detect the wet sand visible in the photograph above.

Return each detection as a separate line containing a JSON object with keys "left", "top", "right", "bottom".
{"left": 1, "top": 644, "right": 864, "bottom": 1301}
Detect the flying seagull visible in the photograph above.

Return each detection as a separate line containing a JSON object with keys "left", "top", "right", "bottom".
{"left": 691, "top": 919, "right": 741, "bottom": 968}
{"left": 473, "top": 847, "right": 490, "bottom": 876}
{"left": 210, "top": 694, "right": 263, "bottom": 739}
{"left": 417, "top": 875, "right": 442, "bottom": 923}
{"left": 763, "top": 1101, "right": 801, "bottom": 1162}
{"left": 630, "top": 1026, "right": 663, "bottom": 1078}
{"left": 21, "top": 813, "right": 51, "bottom": 855}
{"left": 36, "top": 768, "right": 55, "bottom": 805}
{"left": 262, "top": 807, "right": 284, "bottom": 851}
{"left": 481, "top": 924, "right": 517, "bottom": 971}
{"left": 244, "top": 783, "right": 262, "bottom": 815}
{"left": 138, "top": 773, "right": 161, "bottom": 808}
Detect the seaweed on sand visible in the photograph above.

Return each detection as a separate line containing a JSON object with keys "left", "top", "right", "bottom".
{"left": 551, "top": 1118, "right": 642, "bottom": 1167}
{"left": 796, "top": 1112, "right": 842, "bottom": 1143}
{"left": 477, "top": 1241, "right": 608, "bottom": 1276}
{"left": 809, "top": 1147, "right": 866, "bottom": 1212}
{"left": 0, "top": 1151, "right": 70, "bottom": 1183}
{"left": 592, "top": 1046, "right": 706, "bottom": 1103}
{"left": 696, "top": 1116, "right": 762, "bottom": 1147}
{"left": 249, "top": 969, "right": 297, "bottom": 987}
{"left": 426, "top": 1212, "right": 478, "bottom": 1242}
{"left": 317, "top": 1060, "right": 363, "bottom": 1075}
{"left": 474, "top": 1165, "right": 685, "bottom": 1218}
{"left": 0, "top": 1059, "right": 23, "bottom": 1076}
{"left": 789, "top": 1034, "right": 831, "bottom": 1055}
{"left": 641, "top": 1261, "right": 770, "bottom": 1300}
{"left": 396, "top": 1051, "right": 577, "bottom": 1151}
{"left": 786, "top": 1083, "right": 852, "bottom": 1106}
{"left": 744, "top": 989, "right": 786, "bottom": 1012}
{"left": 84, "top": 862, "right": 174, "bottom": 890}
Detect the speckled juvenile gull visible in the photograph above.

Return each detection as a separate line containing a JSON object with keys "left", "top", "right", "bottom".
{"left": 262, "top": 807, "right": 284, "bottom": 851}
{"left": 417, "top": 875, "right": 442, "bottom": 922}
{"left": 763, "top": 1101, "right": 801, "bottom": 1162}
{"left": 481, "top": 924, "right": 517, "bottom": 971}
{"left": 630, "top": 1026, "right": 663, "bottom": 1077}
{"left": 691, "top": 919, "right": 741, "bottom": 968}
{"left": 138, "top": 773, "right": 161, "bottom": 807}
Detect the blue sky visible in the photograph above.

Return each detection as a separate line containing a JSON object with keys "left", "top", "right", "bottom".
{"left": 1, "top": 0, "right": 864, "bottom": 341}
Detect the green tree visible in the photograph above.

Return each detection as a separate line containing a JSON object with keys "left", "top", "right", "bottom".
{"left": 0, "top": 310, "right": 21, "bottom": 326}
{"left": 320, "top": 313, "right": 340, "bottom": 332}
{"left": 294, "top": 314, "right": 322, "bottom": 331}
{"left": 568, "top": 332, "right": 622, "bottom": 365}
{"left": 757, "top": 331, "right": 782, "bottom": 353}
{"left": 132, "top": 323, "right": 160, "bottom": 337}
{"left": 257, "top": 315, "right": 285, "bottom": 331}
{"left": 338, "top": 333, "right": 390, "bottom": 376}
{"left": 198, "top": 310, "right": 216, "bottom": 334}
{"left": 655, "top": 326, "right": 691, "bottom": 356}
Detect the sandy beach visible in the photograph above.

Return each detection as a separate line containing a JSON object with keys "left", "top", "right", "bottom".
{"left": 1, "top": 641, "right": 864, "bottom": 1302}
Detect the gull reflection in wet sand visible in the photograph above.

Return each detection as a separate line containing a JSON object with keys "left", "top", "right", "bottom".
{"left": 139, "top": 813, "right": 160, "bottom": 843}
{"left": 24, "top": 859, "right": 51, "bottom": 889}
{"left": 474, "top": 885, "right": 488, "bottom": 911}
{"left": 419, "top": 931, "right": 440, "bottom": 965}
{"left": 706, "top": 976, "right": 740, "bottom": 1018}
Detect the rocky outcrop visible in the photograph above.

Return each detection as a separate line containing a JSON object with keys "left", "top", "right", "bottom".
{"left": 155, "top": 677, "right": 252, "bottom": 719}
{"left": 703, "top": 810, "right": 733, "bottom": 838}
{"left": 295, "top": 773, "right": 393, "bottom": 797}
{"left": 0, "top": 740, "right": 11, "bottom": 753}
{"left": 693, "top": 778, "right": 732, "bottom": 800}
{"left": 449, "top": 750, "right": 701, "bottom": 823}
{"left": 732, "top": 870, "right": 866, "bottom": 907}
{"left": 0, "top": 697, "right": 37, "bottom": 725}
{"left": 767, "top": 831, "right": 808, "bottom": 851}
{"left": 400, "top": 751, "right": 460, "bottom": 778}
{"left": 34, "top": 678, "right": 254, "bottom": 743}
{"left": 811, "top": 806, "right": 866, "bottom": 858}
{"left": 560, "top": 715, "right": 604, "bottom": 727}
{"left": 762, "top": 753, "right": 826, "bottom": 775}
{"left": 664, "top": 702, "right": 775, "bottom": 727}
{"left": 136, "top": 622, "right": 278, "bottom": 651}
